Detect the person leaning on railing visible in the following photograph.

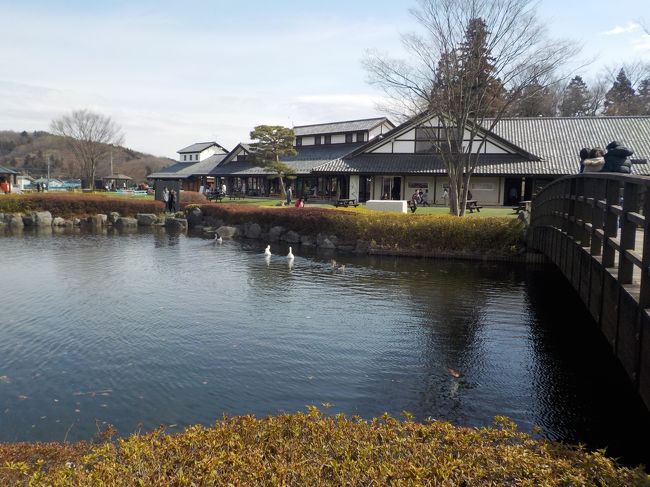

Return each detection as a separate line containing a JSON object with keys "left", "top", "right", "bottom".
{"left": 602, "top": 141, "right": 634, "bottom": 173}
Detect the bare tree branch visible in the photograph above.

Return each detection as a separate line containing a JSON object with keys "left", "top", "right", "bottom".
{"left": 50, "top": 110, "right": 124, "bottom": 189}
{"left": 364, "top": 0, "right": 580, "bottom": 215}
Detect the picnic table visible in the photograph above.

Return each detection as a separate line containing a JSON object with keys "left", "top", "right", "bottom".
{"left": 335, "top": 198, "right": 359, "bottom": 208}
{"left": 466, "top": 199, "right": 483, "bottom": 213}
{"left": 513, "top": 200, "right": 531, "bottom": 213}
{"left": 207, "top": 191, "right": 223, "bottom": 202}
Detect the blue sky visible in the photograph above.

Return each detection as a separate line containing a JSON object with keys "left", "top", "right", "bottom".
{"left": 0, "top": 0, "right": 648, "bottom": 158}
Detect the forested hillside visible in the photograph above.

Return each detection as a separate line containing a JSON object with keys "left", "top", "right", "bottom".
{"left": 0, "top": 130, "right": 174, "bottom": 181}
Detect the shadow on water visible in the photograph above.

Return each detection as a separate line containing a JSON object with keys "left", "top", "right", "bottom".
{"left": 524, "top": 267, "right": 650, "bottom": 467}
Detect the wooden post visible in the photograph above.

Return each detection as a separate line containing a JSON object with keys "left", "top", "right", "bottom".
{"left": 603, "top": 179, "right": 620, "bottom": 269}
{"left": 619, "top": 182, "right": 639, "bottom": 284}
{"left": 641, "top": 188, "right": 650, "bottom": 308}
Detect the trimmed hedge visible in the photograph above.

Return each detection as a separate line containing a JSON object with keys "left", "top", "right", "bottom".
{"left": 198, "top": 204, "right": 525, "bottom": 254}
{"left": 0, "top": 193, "right": 164, "bottom": 217}
{"left": 2, "top": 409, "right": 647, "bottom": 486}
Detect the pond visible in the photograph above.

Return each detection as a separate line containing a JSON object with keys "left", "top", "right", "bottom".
{"left": 1, "top": 228, "right": 649, "bottom": 466}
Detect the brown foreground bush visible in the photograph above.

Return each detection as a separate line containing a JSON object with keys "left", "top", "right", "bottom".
{"left": 1, "top": 409, "right": 647, "bottom": 486}
{"left": 198, "top": 204, "right": 525, "bottom": 254}
{"left": 0, "top": 193, "right": 164, "bottom": 217}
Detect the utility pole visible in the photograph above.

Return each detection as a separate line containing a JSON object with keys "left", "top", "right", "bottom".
{"left": 47, "top": 156, "right": 51, "bottom": 192}
{"left": 110, "top": 150, "right": 113, "bottom": 176}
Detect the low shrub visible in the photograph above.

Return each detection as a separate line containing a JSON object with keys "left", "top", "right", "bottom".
{"left": 179, "top": 191, "right": 207, "bottom": 204}
{"left": 2, "top": 409, "right": 647, "bottom": 486}
{"left": 0, "top": 193, "right": 164, "bottom": 218}
{"left": 200, "top": 204, "right": 525, "bottom": 254}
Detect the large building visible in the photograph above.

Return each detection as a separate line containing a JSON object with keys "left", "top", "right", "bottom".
{"left": 149, "top": 115, "right": 650, "bottom": 204}
{"left": 148, "top": 142, "right": 229, "bottom": 192}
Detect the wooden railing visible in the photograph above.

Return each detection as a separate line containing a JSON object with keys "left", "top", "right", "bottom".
{"left": 530, "top": 173, "right": 650, "bottom": 411}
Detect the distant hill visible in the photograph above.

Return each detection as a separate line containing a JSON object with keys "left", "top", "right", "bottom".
{"left": 0, "top": 130, "right": 175, "bottom": 181}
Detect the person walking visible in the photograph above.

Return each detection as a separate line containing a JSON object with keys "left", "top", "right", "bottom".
{"left": 169, "top": 189, "right": 176, "bottom": 212}
{"left": 286, "top": 185, "right": 293, "bottom": 205}
{"left": 442, "top": 187, "right": 449, "bottom": 207}
{"left": 163, "top": 187, "right": 170, "bottom": 211}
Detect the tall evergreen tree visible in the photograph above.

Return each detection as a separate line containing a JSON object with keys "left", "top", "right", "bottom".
{"left": 456, "top": 18, "right": 506, "bottom": 117}
{"left": 637, "top": 78, "right": 650, "bottom": 115}
{"left": 507, "top": 81, "right": 557, "bottom": 117}
{"left": 559, "top": 76, "right": 591, "bottom": 116}
{"left": 603, "top": 68, "right": 637, "bottom": 115}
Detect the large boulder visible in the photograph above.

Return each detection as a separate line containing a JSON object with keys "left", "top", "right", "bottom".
{"left": 282, "top": 230, "right": 301, "bottom": 243}
{"left": 165, "top": 217, "right": 188, "bottom": 231}
{"left": 268, "top": 226, "right": 285, "bottom": 242}
{"left": 301, "top": 235, "right": 316, "bottom": 246}
{"left": 115, "top": 217, "right": 138, "bottom": 229}
{"left": 86, "top": 214, "right": 107, "bottom": 227}
{"left": 245, "top": 223, "right": 262, "bottom": 239}
{"left": 354, "top": 240, "right": 370, "bottom": 254}
{"left": 21, "top": 214, "right": 34, "bottom": 226}
{"left": 215, "top": 225, "right": 239, "bottom": 238}
{"left": 186, "top": 207, "right": 203, "bottom": 227}
{"left": 107, "top": 212, "right": 121, "bottom": 224}
{"left": 8, "top": 214, "right": 24, "bottom": 229}
{"left": 52, "top": 217, "right": 68, "bottom": 227}
{"left": 319, "top": 237, "right": 336, "bottom": 249}
{"left": 24, "top": 211, "right": 52, "bottom": 226}
{"left": 137, "top": 213, "right": 158, "bottom": 226}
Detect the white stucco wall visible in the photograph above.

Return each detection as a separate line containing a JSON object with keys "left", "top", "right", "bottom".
{"left": 332, "top": 134, "right": 346, "bottom": 144}
{"left": 366, "top": 200, "right": 407, "bottom": 213}
{"left": 433, "top": 176, "right": 502, "bottom": 205}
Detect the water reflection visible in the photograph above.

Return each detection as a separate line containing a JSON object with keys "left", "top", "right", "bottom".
{"left": 0, "top": 230, "right": 648, "bottom": 467}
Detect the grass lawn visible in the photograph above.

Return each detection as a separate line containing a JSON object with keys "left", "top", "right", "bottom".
{"left": 215, "top": 198, "right": 518, "bottom": 217}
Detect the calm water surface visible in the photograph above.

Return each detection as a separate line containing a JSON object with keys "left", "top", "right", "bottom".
{"left": 0, "top": 228, "right": 648, "bottom": 465}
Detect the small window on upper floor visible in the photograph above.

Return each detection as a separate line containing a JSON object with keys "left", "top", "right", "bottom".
{"left": 324, "top": 135, "right": 332, "bottom": 145}
{"left": 356, "top": 131, "right": 365, "bottom": 142}
{"left": 315, "top": 135, "right": 322, "bottom": 145}
{"left": 296, "top": 136, "right": 302, "bottom": 147}
{"left": 345, "top": 133, "right": 354, "bottom": 143}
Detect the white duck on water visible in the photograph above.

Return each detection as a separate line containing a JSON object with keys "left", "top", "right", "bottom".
{"left": 264, "top": 245, "right": 272, "bottom": 256}
{"left": 214, "top": 233, "right": 223, "bottom": 244}
{"left": 287, "top": 247, "right": 294, "bottom": 260}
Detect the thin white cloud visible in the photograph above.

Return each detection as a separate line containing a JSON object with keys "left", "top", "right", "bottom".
{"left": 602, "top": 22, "right": 640, "bottom": 35}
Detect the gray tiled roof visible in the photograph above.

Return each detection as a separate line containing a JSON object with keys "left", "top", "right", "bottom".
{"left": 211, "top": 143, "right": 364, "bottom": 176}
{"left": 148, "top": 154, "right": 227, "bottom": 179}
{"left": 0, "top": 165, "right": 18, "bottom": 174}
{"left": 294, "top": 118, "right": 392, "bottom": 136}
{"left": 177, "top": 142, "right": 224, "bottom": 154}
{"left": 485, "top": 117, "right": 650, "bottom": 175}
{"left": 312, "top": 154, "right": 541, "bottom": 175}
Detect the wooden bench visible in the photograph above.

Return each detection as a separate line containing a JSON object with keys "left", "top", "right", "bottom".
{"left": 466, "top": 200, "right": 483, "bottom": 213}
{"left": 229, "top": 192, "right": 245, "bottom": 200}
{"left": 207, "top": 192, "right": 223, "bottom": 202}
{"left": 335, "top": 198, "right": 359, "bottom": 208}
{"left": 512, "top": 200, "right": 531, "bottom": 213}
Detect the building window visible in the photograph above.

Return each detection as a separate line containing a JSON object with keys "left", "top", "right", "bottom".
{"left": 315, "top": 135, "right": 321, "bottom": 145}
{"left": 296, "top": 136, "right": 302, "bottom": 147}
{"left": 324, "top": 135, "right": 331, "bottom": 145}
{"left": 345, "top": 133, "right": 353, "bottom": 143}
{"left": 356, "top": 131, "right": 365, "bottom": 142}
{"left": 183, "top": 155, "right": 187, "bottom": 161}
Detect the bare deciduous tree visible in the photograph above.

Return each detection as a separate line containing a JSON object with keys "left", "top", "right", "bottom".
{"left": 364, "top": 0, "right": 579, "bottom": 215}
{"left": 50, "top": 109, "right": 124, "bottom": 189}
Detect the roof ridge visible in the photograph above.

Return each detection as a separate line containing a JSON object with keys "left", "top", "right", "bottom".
{"left": 293, "top": 117, "right": 388, "bottom": 128}
{"left": 491, "top": 116, "right": 650, "bottom": 120}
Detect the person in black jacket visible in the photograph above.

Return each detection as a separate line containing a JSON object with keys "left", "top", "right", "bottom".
{"left": 603, "top": 141, "right": 634, "bottom": 173}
